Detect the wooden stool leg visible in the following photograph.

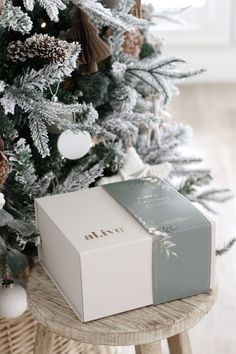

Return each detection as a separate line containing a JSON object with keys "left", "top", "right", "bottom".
{"left": 135, "top": 341, "right": 162, "bottom": 354}
{"left": 34, "top": 324, "right": 54, "bottom": 354}
{"left": 167, "top": 331, "right": 192, "bottom": 354}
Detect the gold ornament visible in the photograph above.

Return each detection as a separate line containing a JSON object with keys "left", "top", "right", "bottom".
{"left": 67, "top": 8, "right": 111, "bottom": 73}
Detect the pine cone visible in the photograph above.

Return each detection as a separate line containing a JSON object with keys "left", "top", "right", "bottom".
{"left": 8, "top": 34, "right": 71, "bottom": 64}
{"left": 8, "top": 41, "right": 28, "bottom": 62}
{"left": 122, "top": 29, "right": 144, "bottom": 58}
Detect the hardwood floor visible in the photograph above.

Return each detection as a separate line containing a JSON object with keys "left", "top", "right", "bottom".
{"left": 121, "top": 83, "right": 236, "bottom": 354}
{"left": 169, "top": 84, "right": 236, "bottom": 354}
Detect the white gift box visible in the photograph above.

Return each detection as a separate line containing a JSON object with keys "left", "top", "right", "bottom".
{"left": 35, "top": 178, "right": 215, "bottom": 322}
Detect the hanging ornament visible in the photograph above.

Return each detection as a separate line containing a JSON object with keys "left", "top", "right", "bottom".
{"left": 46, "top": 82, "right": 74, "bottom": 135}
{"left": 0, "top": 138, "right": 9, "bottom": 187}
{"left": 57, "top": 130, "right": 92, "bottom": 160}
{"left": 48, "top": 95, "right": 74, "bottom": 135}
{"left": 67, "top": 8, "right": 111, "bottom": 73}
{"left": 0, "top": 280, "right": 27, "bottom": 319}
{"left": 99, "top": 146, "right": 172, "bottom": 185}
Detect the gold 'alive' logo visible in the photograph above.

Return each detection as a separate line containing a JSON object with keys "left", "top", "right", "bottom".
{"left": 84, "top": 227, "right": 124, "bottom": 240}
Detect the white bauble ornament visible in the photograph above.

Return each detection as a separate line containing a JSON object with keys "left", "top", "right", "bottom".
{"left": 0, "top": 192, "right": 5, "bottom": 210}
{"left": 57, "top": 130, "right": 92, "bottom": 160}
{"left": 0, "top": 282, "right": 27, "bottom": 318}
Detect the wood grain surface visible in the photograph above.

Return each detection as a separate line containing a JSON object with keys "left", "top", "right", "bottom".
{"left": 34, "top": 324, "right": 54, "bottom": 354}
{"left": 27, "top": 263, "right": 217, "bottom": 347}
{"left": 167, "top": 331, "right": 192, "bottom": 354}
{"left": 135, "top": 341, "right": 162, "bottom": 354}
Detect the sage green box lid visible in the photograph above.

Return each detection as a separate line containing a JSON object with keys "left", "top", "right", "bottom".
{"left": 103, "top": 178, "right": 214, "bottom": 304}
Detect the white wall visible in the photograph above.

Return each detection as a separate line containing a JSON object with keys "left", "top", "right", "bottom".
{"left": 151, "top": 0, "right": 236, "bottom": 83}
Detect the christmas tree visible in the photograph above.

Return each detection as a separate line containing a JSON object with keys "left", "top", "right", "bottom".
{"left": 0, "top": 1, "right": 233, "bottom": 288}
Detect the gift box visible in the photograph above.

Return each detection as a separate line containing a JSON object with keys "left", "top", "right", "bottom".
{"left": 35, "top": 178, "right": 215, "bottom": 322}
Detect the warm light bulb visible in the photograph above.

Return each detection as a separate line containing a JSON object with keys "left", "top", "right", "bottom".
{"left": 41, "top": 22, "right": 47, "bottom": 28}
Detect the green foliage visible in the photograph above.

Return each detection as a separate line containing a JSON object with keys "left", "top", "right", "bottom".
{"left": 178, "top": 174, "right": 212, "bottom": 196}
{"left": 76, "top": 72, "right": 110, "bottom": 107}
{"left": 0, "top": 210, "right": 14, "bottom": 227}
{"left": 8, "top": 220, "right": 37, "bottom": 237}
{"left": 140, "top": 42, "right": 156, "bottom": 59}
{"left": 0, "top": 236, "right": 7, "bottom": 256}
{"left": 6, "top": 249, "right": 28, "bottom": 276}
{"left": 0, "top": 107, "right": 15, "bottom": 138}
{"left": 0, "top": 235, "right": 29, "bottom": 280}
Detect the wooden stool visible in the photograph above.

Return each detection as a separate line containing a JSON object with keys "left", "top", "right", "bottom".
{"left": 27, "top": 264, "right": 217, "bottom": 354}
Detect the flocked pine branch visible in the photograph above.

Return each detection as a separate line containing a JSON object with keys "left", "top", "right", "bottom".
{"left": 122, "top": 58, "right": 204, "bottom": 104}
{"left": 108, "top": 29, "right": 126, "bottom": 61}
{"left": 114, "top": 0, "right": 134, "bottom": 14}
{"left": 55, "top": 162, "right": 105, "bottom": 194}
{"left": 188, "top": 188, "right": 233, "bottom": 214}
{"left": 176, "top": 174, "right": 213, "bottom": 196}
{"left": 0, "top": 0, "right": 32, "bottom": 34}
{"left": 22, "top": 0, "right": 35, "bottom": 11}
{"left": 28, "top": 112, "right": 50, "bottom": 157}
{"left": 8, "top": 138, "right": 55, "bottom": 199}
{"left": 109, "top": 84, "right": 138, "bottom": 112}
{"left": 136, "top": 122, "right": 193, "bottom": 165}
{"left": 103, "top": 115, "right": 138, "bottom": 142}
{"left": 113, "top": 0, "right": 148, "bottom": 29}
{"left": 1, "top": 84, "right": 98, "bottom": 157}
{"left": 23, "top": 0, "right": 66, "bottom": 22}
{"left": 19, "top": 42, "right": 81, "bottom": 91}
{"left": 129, "top": 112, "right": 162, "bottom": 127}
{"left": 167, "top": 156, "right": 202, "bottom": 165}
{"left": 72, "top": 0, "right": 126, "bottom": 29}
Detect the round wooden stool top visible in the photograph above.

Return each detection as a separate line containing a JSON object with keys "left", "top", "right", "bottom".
{"left": 27, "top": 263, "right": 217, "bottom": 347}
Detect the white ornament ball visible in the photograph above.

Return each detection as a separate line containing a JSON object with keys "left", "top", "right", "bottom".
{"left": 0, "top": 283, "right": 27, "bottom": 318}
{"left": 57, "top": 130, "right": 92, "bottom": 160}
